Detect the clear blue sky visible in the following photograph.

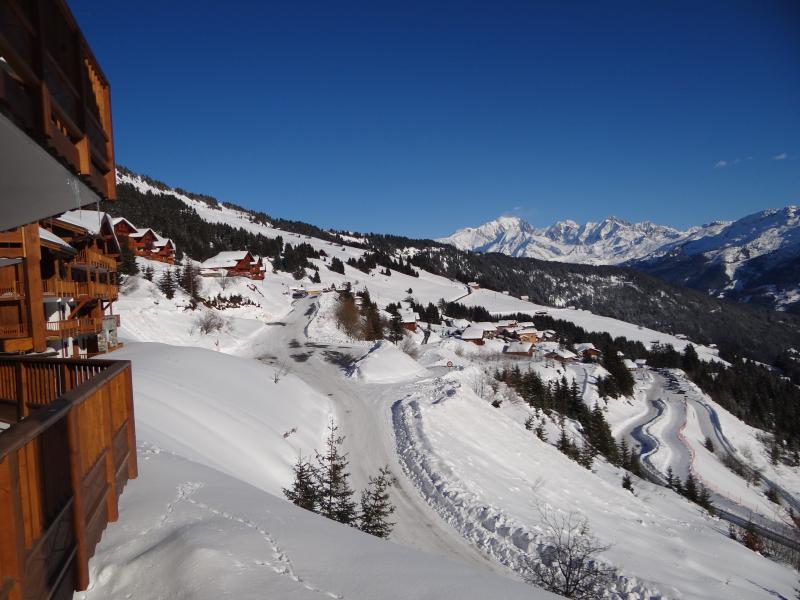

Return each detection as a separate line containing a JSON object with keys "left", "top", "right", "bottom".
{"left": 71, "top": 0, "right": 799, "bottom": 238}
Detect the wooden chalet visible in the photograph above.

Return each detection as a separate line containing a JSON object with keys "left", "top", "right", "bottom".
{"left": 504, "top": 341, "right": 535, "bottom": 357}
{"left": 200, "top": 251, "right": 265, "bottom": 280}
{"left": 574, "top": 343, "right": 601, "bottom": 361}
{"left": 0, "top": 3, "right": 138, "bottom": 599}
{"left": 545, "top": 349, "right": 578, "bottom": 365}
{"left": 399, "top": 309, "right": 419, "bottom": 332}
{"left": 460, "top": 325, "right": 486, "bottom": 345}
{"left": 517, "top": 328, "right": 540, "bottom": 344}
{"left": 120, "top": 223, "right": 176, "bottom": 265}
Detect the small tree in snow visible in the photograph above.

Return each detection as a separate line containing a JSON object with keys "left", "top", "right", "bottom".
{"left": 315, "top": 421, "right": 357, "bottom": 525}
{"left": 524, "top": 511, "right": 616, "bottom": 600}
{"left": 358, "top": 466, "right": 396, "bottom": 539}
{"left": 142, "top": 264, "right": 155, "bottom": 282}
{"left": 283, "top": 455, "right": 318, "bottom": 512}
{"left": 157, "top": 269, "right": 177, "bottom": 299}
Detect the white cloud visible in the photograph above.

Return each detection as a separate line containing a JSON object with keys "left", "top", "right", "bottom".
{"left": 773, "top": 152, "right": 787, "bottom": 161}
{"left": 714, "top": 160, "right": 729, "bottom": 169}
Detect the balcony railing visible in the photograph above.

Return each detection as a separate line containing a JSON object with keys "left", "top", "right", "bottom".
{"left": 76, "top": 281, "right": 118, "bottom": 300}
{"left": 0, "top": 357, "right": 137, "bottom": 598}
{"left": 74, "top": 248, "right": 117, "bottom": 272}
{"left": 0, "top": 324, "right": 27, "bottom": 339}
{"left": 42, "top": 277, "right": 77, "bottom": 298}
{"left": 45, "top": 319, "right": 79, "bottom": 338}
{"left": 0, "top": 1, "right": 116, "bottom": 201}
{"left": 0, "top": 281, "right": 25, "bottom": 299}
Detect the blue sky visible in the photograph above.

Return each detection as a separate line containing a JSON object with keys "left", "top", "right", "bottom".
{"left": 71, "top": 1, "right": 799, "bottom": 238}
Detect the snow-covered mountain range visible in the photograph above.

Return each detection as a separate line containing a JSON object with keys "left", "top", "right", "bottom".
{"left": 439, "top": 208, "right": 800, "bottom": 311}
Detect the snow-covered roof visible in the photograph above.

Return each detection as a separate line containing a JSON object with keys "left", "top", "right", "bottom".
{"left": 517, "top": 321, "right": 534, "bottom": 327}
{"left": 518, "top": 328, "right": 539, "bottom": 335}
{"left": 399, "top": 309, "right": 418, "bottom": 324}
{"left": 546, "top": 349, "right": 577, "bottom": 360}
{"left": 497, "top": 319, "right": 517, "bottom": 328}
{"left": 450, "top": 318, "right": 470, "bottom": 329}
{"left": 55, "top": 209, "right": 120, "bottom": 252}
{"left": 39, "top": 227, "right": 75, "bottom": 253}
{"left": 505, "top": 341, "right": 533, "bottom": 354}
{"left": 200, "top": 251, "right": 252, "bottom": 269}
{"left": 112, "top": 216, "right": 138, "bottom": 230}
{"left": 574, "top": 342, "right": 598, "bottom": 353}
{"left": 623, "top": 358, "right": 638, "bottom": 370}
{"left": 460, "top": 326, "right": 486, "bottom": 340}
{"left": 129, "top": 227, "right": 154, "bottom": 239}
{"left": 473, "top": 322, "right": 498, "bottom": 331}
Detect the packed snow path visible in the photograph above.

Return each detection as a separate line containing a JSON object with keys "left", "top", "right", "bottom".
{"left": 253, "top": 297, "right": 507, "bottom": 575}
{"left": 621, "top": 371, "right": 800, "bottom": 546}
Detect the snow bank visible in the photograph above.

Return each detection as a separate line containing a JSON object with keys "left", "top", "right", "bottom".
{"left": 110, "top": 343, "right": 332, "bottom": 496}
{"left": 349, "top": 341, "right": 429, "bottom": 383}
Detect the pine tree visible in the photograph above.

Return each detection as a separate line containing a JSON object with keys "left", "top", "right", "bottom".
{"left": 179, "top": 262, "right": 202, "bottom": 300}
{"left": 311, "top": 270, "right": 321, "bottom": 284}
{"left": 684, "top": 472, "right": 698, "bottom": 502}
{"left": 157, "top": 269, "right": 176, "bottom": 299}
{"left": 622, "top": 473, "right": 633, "bottom": 492}
{"left": 118, "top": 242, "right": 139, "bottom": 276}
{"left": 358, "top": 466, "right": 396, "bottom": 538}
{"left": 329, "top": 256, "right": 345, "bottom": 274}
{"left": 283, "top": 455, "right": 318, "bottom": 512}
{"left": 388, "top": 313, "right": 404, "bottom": 344}
{"left": 362, "top": 303, "right": 384, "bottom": 341}
{"left": 315, "top": 421, "right": 357, "bottom": 525}
{"left": 292, "top": 266, "right": 306, "bottom": 280}
{"left": 143, "top": 264, "right": 155, "bottom": 282}
{"left": 666, "top": 466, "right": 675, "bottom": 488}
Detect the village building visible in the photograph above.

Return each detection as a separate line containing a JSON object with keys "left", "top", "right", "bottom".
{"left": 473, "top": 322, "right": 499, "bottom": 339}
{"left": 117, "top": 220, "right": 177, "bottom": 264}
{"left": 504, "top": 341, "right": 534, "bottom": 357}
{"left": 574, "top": 342, "right": 602, "bottom": 361}
{"left": 517, "top": 328, "right": 540, "bottom": 344}
{"left": 200, "top": 251, "right": 265, "bottom": 280}
{"left": 0, "top": 5, "right": 138, "bottom": 598}
{"left": 545, "top": 348, "right": 578, "bottom": 364}
{"left": 467, "top": 281, "right": 480, "bottom": 290}
{"left": 496, "top": 319, "right": 518, "bottom": 333}
{"left": 399, "top": 308, "right": 420, "bottom": 332}
{"left": 460, "top": 325, "right": 486, "bottom": 345}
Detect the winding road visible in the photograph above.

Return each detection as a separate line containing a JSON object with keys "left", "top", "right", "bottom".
{"left": 254, "top": 297, "right": 508, "bottom": 575}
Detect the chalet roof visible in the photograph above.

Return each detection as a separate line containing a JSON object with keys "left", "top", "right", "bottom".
{"left": 399, "top": 308, "right": 419, "bottom": 324}
{"left": 517, "top": 321, "right": 534, "bottom": 327}
{"left": 518, "top": 328, "right": 539, "bottom": 335}
{"left": 112, "top": 216, "right": 138, "bottom": 230}
{"left": 55, "top": 210, "right": 120, "bottom": 252}
{"left": 460, "top": 326, "right": 486, "bottom": 340}
{"left": 574, "top": 343, "right": 598, "bottom": 353}
{"left": 39, "top": 227, "right": 76, "bottom": 254}
{"left": 497, "top": 320, "right": 517, "bottom": 328}
{"left": 473, "top": 322, "right": 498, "bottom": 331}
{"left": 450, "top": 318, "right": 470, "bottom": 329}
{"left": 623, "top": 359, "right": 638, "bottom": 370}
{"left": 200, "top": 250, "right": 252, "bottom": 269}
{"left": 546, "top": 349, "right": 577, "bottom": 360}
{"left": 129, "top": 227, "right": 155, "bottom": 239}
{"left": 505, "top": 341, "right": 533, "bottom": 354}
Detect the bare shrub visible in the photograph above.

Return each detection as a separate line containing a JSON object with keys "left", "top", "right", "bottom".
{"left": 523, "top": 511, "right": 616, "bottom": 600}
{"left": 193, "top": 310, "right": 225, "bottom": 334}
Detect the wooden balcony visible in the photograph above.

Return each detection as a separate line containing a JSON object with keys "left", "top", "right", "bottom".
{"left": 76, "top": 281, "right": 118, "bottom": 301}
{"left": 0, "top": 1, "right": 116, "bottom": 203}
{"left": 0, "top": 282, "right": 25, "bottom": 300}
{"left": 0, "top": 357, "right": 137, "bottom": 599}
{"left": 74, "top": 248, "right": 117, "bottom": 272}
{"left": 45, "top": 320, "right": 79, "bottom": 339}
{"left": 0, "top": 324, "right": 28, "bottom": 339}
{"left": 42, "top": 277, "right": 77, "bottom": 298}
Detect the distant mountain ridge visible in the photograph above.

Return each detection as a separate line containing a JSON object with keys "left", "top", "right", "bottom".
{"left": 439, "top": 209, "right": 800, "bottom": 312}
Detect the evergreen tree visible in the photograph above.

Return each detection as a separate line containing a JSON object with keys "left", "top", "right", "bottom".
{"left": 358, "top": 466, "right": 396, "bottom": 539}
{"left": 329, "top": 256, "right": 345, "bottom": 274}
{"left": 684, "top": 472, "right": 698, "bottom": 502}
{"left": 283, "top": 455, "right": 318, "bottom": 512}
{"left": 311, "top": 270, "right": 321, "bottom": 284}
{"left": 118, "top": 242, "right": 139, "bottom": 276}
{"left": 666, "top": 466, "right": 675, "bottom": 488}
{"left": 315, "top": 421, "right": 357, "bottom": 525}
{"left": 157, "top": 269, "right": 176, "bottom": 299}
{"left": 179, "top": 262, "right": 202, "bottom": 300}
{"left": 362, "top": 303, "right": 384, "bottom": 341}
{"left": 292, "top": 266, "right": 306, "bottom": 280}
{"left": 143, "top": 264, "right": 155, "bottom": 282}
{"left": 622, "top": 473, "right": 633, "bottom": 492}
{"left": 388, "top": 313, "right": 404, "bottom": 344}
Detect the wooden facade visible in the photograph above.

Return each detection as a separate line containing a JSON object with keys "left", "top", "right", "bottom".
{"left": 0, "top": 0, "right": 116, "bottom": 202}
{"left": 0, "top": 356, "right": 137, "bottom": 600}
{"left": 0, "top": 213, "right": 121, "bottom": 357}
{"left": 116, "top": 223, "right": 176, "bottom": 265}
